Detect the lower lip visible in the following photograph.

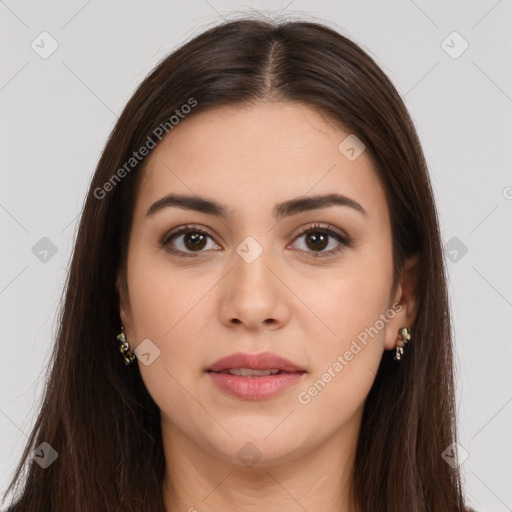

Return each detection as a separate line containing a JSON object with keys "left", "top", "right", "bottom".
{"left": 207, "top": 371, "right": 306, "bottom": 400}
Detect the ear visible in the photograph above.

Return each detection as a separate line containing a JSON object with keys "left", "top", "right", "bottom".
{"left": 383, "top": 252, "right": 421, "bottom": 351}
{"left": 116, "top": 271, "right": 131, "bottom": 333}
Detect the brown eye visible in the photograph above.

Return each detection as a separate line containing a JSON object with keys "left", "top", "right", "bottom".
{"left": 182, "top": 232, "right": 207, "bottom": 251}
{"left": 291, "top": 224, "right": 351, "bottom": 257}
{"left": 304, "top": 232, "right": 329, "bottom": 251}
{"left": 161, "top": 225, "right": 221, "bottom": 257}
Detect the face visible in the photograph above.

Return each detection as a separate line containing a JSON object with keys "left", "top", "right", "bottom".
{"left": 117, "top": 101, "right": 418, "bottom": 467}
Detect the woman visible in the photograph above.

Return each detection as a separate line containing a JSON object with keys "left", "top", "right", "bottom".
{"left": 2, "top": 16, "right": 478, "bottom": 512}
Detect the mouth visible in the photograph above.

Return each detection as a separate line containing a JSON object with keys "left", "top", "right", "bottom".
{"left": 206, "top": 369, "right": 307, "bottom": 401}
{"left": 207, "top": 368, "right": 304, "bottom": 377}
{"left": 206, "top": 351, "right": 307, "bottom": 374}
{"left": 205, "top": 352, "right": 307, "bottom": 400}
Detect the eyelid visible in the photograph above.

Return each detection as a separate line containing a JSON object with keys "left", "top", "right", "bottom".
{"left": 292, "top": 222, "right": 349, "bottom": 243}
{"left": 160, "top": 222, "right": 353, "bottom": 257}
{"left": 160, "top": 224, "right": 219, "bottom": 257}
{"left": 164, "top": 223, "right": 214, "bottom": 240}
{"left": 287, "top": 222, "right": 353, "bottom": 257}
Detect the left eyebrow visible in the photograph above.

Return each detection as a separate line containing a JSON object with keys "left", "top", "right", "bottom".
{"left": 146, "top": 192, "right": 368, "bottom": 219}
{"left": 274, "top": 193, "right": 367, "bottom": 220}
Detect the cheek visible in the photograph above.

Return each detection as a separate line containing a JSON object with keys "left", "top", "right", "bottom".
{"left": 295, "top": 249, "right": 393, "bottom": 411}
{"left": 126, "top": 248, "right": 210, "bottom": 339}
{"left": 301, "top": 253, "right": 393, "bottom": 348}
{"left": 293, "top": 276, "right": 391, "bottom": 421}
{"left": 125, "top": 254, "right": 213, "bottom": 378}
{"left": 127, "top": 268, "right": 210, "bottom": 428}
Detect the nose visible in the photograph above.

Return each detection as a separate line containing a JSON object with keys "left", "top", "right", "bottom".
{"left": 218, "top": 244, "right": 291, "bottom": 332}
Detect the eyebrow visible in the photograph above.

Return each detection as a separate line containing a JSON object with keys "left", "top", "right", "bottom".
{"left": 146, "top": 192, "right": 367, "bottom": 220}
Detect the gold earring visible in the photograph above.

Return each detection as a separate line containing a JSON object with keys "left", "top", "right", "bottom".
{"left": 393, "top": 327, "right": 411, "bottom": 361}
{"left": 117, "top": 326, "right": 136, "bottom": 365}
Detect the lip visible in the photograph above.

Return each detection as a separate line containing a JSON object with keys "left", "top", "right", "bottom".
{"left": 207, "top": 372, "right": 306, "bottom": 400}
{"left": 206, "top": 351, "right": 305, "bottom": 373}
{"left": 206, "top": 351, "right": 307, "bottom": 401}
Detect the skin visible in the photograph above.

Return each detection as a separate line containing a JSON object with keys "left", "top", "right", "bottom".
{"left": 117, "top": 101, "right": 420, "bottom": 512}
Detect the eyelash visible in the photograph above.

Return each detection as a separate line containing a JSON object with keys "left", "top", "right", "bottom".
{"left": 160, "top": 223, "right": 353, "bottom": 258}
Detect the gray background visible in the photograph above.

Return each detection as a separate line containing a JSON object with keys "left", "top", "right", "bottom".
{"left": 1, "top": 1, "right": 511, "bottom": 510}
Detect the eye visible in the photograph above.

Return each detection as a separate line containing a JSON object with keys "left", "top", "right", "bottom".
{"left": 160, "top": 224, "right": 221, "bottom": 257}
{"left": 160, "top": 223, "right": 353, "bottom": 258}
{"left": 289, "top": 223, "right": 352, "bottom": 257}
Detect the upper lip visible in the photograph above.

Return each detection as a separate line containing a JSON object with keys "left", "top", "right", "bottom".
{"left": 207, "top": 352, "right": 306, "bottom": 373}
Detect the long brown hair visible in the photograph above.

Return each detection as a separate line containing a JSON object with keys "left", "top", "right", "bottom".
{"left": 3, "top": 15, "right": 466, "bottom": 511}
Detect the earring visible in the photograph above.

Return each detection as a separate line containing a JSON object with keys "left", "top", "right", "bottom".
{"left": 117, "top": 326, "right": 136, "bottom": 365}
{"left": 393, "top": 327, "right": 411, "bottom": 361}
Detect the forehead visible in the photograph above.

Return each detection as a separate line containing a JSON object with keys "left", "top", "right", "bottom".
{"left": 135, "top": 101, "right": 388, "bottom": 223}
